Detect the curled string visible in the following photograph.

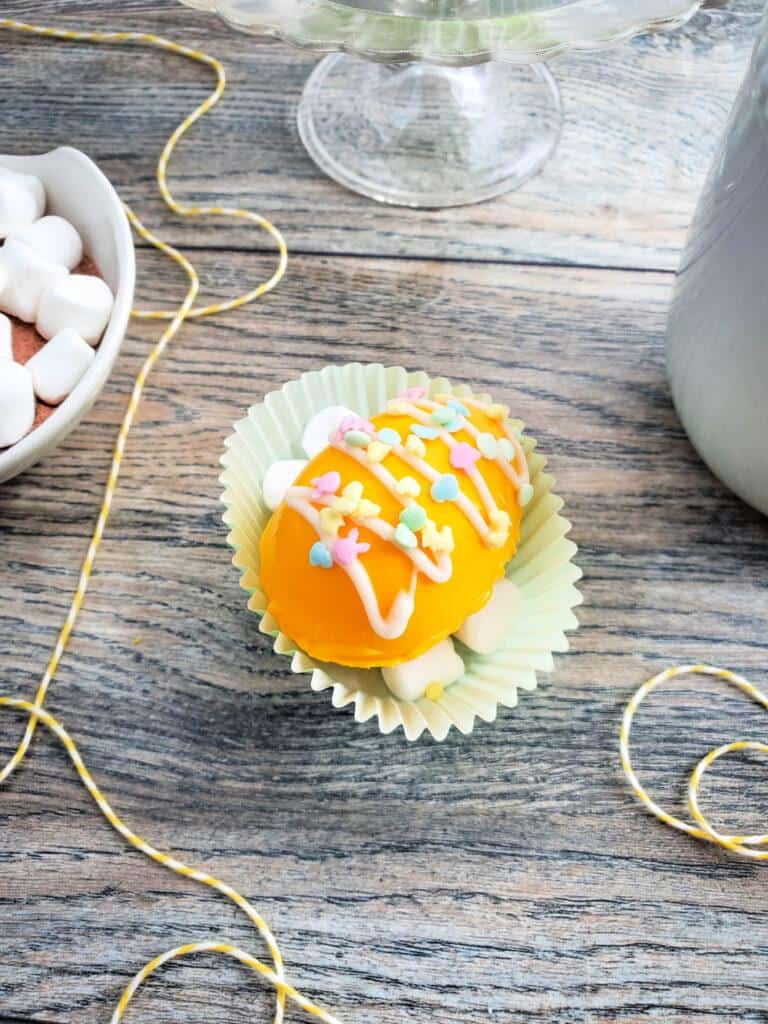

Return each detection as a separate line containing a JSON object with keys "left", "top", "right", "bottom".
{"left": 0, "top": 19, "right": 340, "bottom": 1024}
{"left": 621, "top": 663, "right": 768, "bottom": 859}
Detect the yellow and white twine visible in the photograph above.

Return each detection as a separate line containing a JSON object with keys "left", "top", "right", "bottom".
{"left": 0, "top": 19, "right": 340, "bottom": 1024}
{"left": 621, "top": 663, "right": 768, "bottom": 860}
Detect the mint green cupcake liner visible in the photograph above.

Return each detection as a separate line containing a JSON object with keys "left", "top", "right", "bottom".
{"left": 220, "top": 362, "right": 582, "bottom": 741}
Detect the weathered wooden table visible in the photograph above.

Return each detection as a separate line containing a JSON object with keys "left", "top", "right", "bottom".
{"left": 3, "top": 2, "right": 768, "bottom": 1022}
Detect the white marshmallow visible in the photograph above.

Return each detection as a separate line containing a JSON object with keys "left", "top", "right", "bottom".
{"left": 8, "top": 215, "right": 83, "bottom": 271}
{"left": 0, "top": 313, "right": 11, "bottom": 361}
{"left": 382, "top": 637, "right": 465, "bottom": 703}
{"left": 26, "top": 327, "right": 95, "bottom": 406}
{"left": 0, "top": 239, "right": 68, "bottom": 324}
{"left": 456, "top": 579, "right": 521, "bottom": 655}
{"left": 36, "top": 273, "right": 114, "bottom": 344}
{"left": 262, "top": 458, "right": 308, "bottom": 510}
{"left": 301, "top": 405, "right": 357, "bottom": 459}
{"left": 0, "top": 167, "right": 45, "bottom": 238}
{"left": 0, "top": 359, "right": 35, "bottom": 447}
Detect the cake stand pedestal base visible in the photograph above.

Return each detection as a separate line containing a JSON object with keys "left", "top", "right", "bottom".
{"left": 298, "top": 53, "right": 562, "bottom": 208}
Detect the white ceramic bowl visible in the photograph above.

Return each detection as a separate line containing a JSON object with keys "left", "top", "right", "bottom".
{"left": 0, "top": 147, "right": 135, "bottom": 483}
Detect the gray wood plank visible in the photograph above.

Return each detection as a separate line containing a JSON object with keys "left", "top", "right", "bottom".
{"left": 0, "top": 0, "right": 761, "bottom": 270}
{"left": 2, "top": 248, "right": 768, "bottom": 1023}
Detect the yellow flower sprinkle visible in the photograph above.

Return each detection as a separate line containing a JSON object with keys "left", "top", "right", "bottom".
{"left": 320, "top": 507, "right": 344, "bottom": 537}
{"left": 422, "top": 520, "right": 454, "bottom": 554}
{"left": 356, "top": 498, "right": 381, "bottom": 519}
{"left": 342, "top": 481, "right": 364, "bottom": 503}
{"left": 387, "top": 399, "right": 411, "bottom": 415}
{"left": 331, "top": 494, "right": 356, "bottom": 514}
{"left": 486, "top": 402, "right": 510, "bottom": 421}
{"left": 366, "top": 440, "right": 391, "bottom": 463}
{"left": 489, "top": 509, "right": 511, "bottom": 532}
{"left": 405, "top": 434, "right": 426, "bottom": 458}
{"left": 424, "top": 681, "right": 445, "bottom": 701}
{"left": 395, "top": 475, "right": 421, "bottom": 498}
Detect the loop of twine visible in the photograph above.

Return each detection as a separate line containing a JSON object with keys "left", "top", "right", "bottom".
{"left": 620, "top": 663, "right": 768, "bottom": 860}
{"left": 0, "top": 19, "right": 339, "bottom": 1024}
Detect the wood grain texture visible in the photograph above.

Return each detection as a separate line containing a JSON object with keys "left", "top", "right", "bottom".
{"left": 3, "top": 249, "right": 768, "bottom": 1024}
{"left": 0, "top": 0, "right": 761, "bottom": 270}
{"left": 3, "top": 2, "right": 768, "bottom": 1022}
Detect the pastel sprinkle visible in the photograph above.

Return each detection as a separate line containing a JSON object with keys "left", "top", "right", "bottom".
{"left": 450, "top": 442, "right": 482, "bottom": 471}
{"left": 412, "top": 423, "right": 440, "bottom": 440}
{"left": 520, "top": 482, "right": 534, "bottom": 507}
{"left": 486, "top": 403, "right": 509, "bottom": 421}
{"left": 356, "top": 498, "right": 381, "bottom": 518}
{"left": 311, "top": 470, "right": 341, "bottom": 499}
{"left": 422, "top": 519, "right": 455, "bottom": 553}
{"left": 477, "top": 433, "right": 498, "bottom": 459}
{"left": 488, "top": 509, "right": 512, "bottom": 548}
{"left": 400, "top": 504, "right": 427, "bottom": 531}
{"left": 319, "top": 507, "right": 344, "bottom": 537}
{"left": 444, "top": 417, "right": 464, "bottom": 433}
{"left": 394, "top": 522, "right": 418, "bottom": 550}
{"left": 400, "top": 386, "right": 427, "bottom": 402}
{"left": 342, "top": 480, "right": 364, "bottom": 503}
{"left": 489, "top": 509, "right": 511, "bottom": 532}
{"left": 431, "top": 406, "right": 454, "bottom": 426}
{"left": 498, "top": 438, "right": 516, "bottom": 460}
{"left": 448, "top": 399, "right": 469, "bottom": 417}
{"left": 331, "top": 493, "right": 357, "bottom": 514}
{"left": 344, "top": 429, "right": 370, "bottom": 448}
{"left": 395, "top": 476, "right": 421, "bottom": 498}
{"left": 366, "top": 440, "right": 391, "bottom": 463}
{"left": 309, "top": 541, "right": 333, "bottom": 569}
{"left": 377, "top": 427, "right": 401, "bottom": 446}
{"left": 333, "top": 527, "right": 370, "bottom": 566}
{"left": 387, "top": 399, "right": 412, "bottom": 415}
{"left": 424, "top": 681, "right": 444, "bottom": 702}
{"left": 405, "top": 434, "right": 426, "bottom": 458}
{"left": 431, "top": 473, "right": 459, "bottom": 502}
{"left": 333, "top": 414, "right": 374, "bottom": 443}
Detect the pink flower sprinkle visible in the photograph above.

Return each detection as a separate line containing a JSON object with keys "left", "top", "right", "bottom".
{"left": 450, "top": 442, "right": 482, "bottom": 472}
{"left": 311, "top": 470, "right": 341, "bottom": 500}
{"left": 332, "top": 527, "right": 370, "bottom": 566}
{"left": 400, "top": 386, "right": 427, "bottom": 402}
{"left": 332, "top": 414, "right": 374, "bottom": 443}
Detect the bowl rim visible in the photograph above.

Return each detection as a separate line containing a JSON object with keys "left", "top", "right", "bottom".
{"left": 0, "top": 146, "right": 135, "bottom": 483}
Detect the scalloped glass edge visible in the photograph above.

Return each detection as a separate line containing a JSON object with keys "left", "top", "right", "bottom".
{"left": 180, "top": 0, "right": 704, "bottom": 65}
{"left": 219, "top": 362, "right": 583, "bottom": 741}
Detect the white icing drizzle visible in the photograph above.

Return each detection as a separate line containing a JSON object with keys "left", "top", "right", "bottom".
{"left": 333, "top": 437, "right": 491, "bottom": 541}
{"left": 280, "top": 391, "right": 527, "bottom": 641}
{"left": 284, "top": 485, "right": 449, "bottom": 640}
{"left": 413, "top": 395, "right": 530, "bottom": 489}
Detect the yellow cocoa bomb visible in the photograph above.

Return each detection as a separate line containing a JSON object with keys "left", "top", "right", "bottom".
{"left": 259, "top": 389, "right": 532, "bottom": 669}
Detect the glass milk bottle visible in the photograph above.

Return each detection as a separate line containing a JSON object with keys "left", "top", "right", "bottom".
{"left": 666, "top": 14, "right": 768, "bottom": 516}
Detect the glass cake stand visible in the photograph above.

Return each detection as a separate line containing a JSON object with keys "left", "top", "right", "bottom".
{"left": 180, "top": 0, "right": 705, "bottom": 207}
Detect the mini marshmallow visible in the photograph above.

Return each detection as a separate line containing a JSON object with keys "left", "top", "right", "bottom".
{"left": 456, "top": 579, "right": 521, "bottom": 655}
{"left": 382, "top": 637, "right": 465, "bottom": 703}
{"left": 0, "top": 359, "right": 35, "bottom": 447}
{"left": 0, "top": 239, "right": 68, "bottom": 324}
{"left": 301, "top": 405, "right": 357, "bottom": 459}
{"left": 0, "top": 167, "right": 45, "bottom": 238}
{"left": 26, "top": 327, "right": 95, "bottom": 406}
{"left": 0, "top": 313, "right": 11, "bottom": 361}
{"left": 8, "top": 215, "right": 83, "bottom": 271}
{"left": 36, "top": 273, "right": 114, "bottom": 344}
{"left": 263, "top": 458, "right": 308, "bottom": 510}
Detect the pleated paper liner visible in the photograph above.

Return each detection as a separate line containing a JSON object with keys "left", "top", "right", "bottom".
{"left": 220, "top": 363, "right": 582, "bottom": 741}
